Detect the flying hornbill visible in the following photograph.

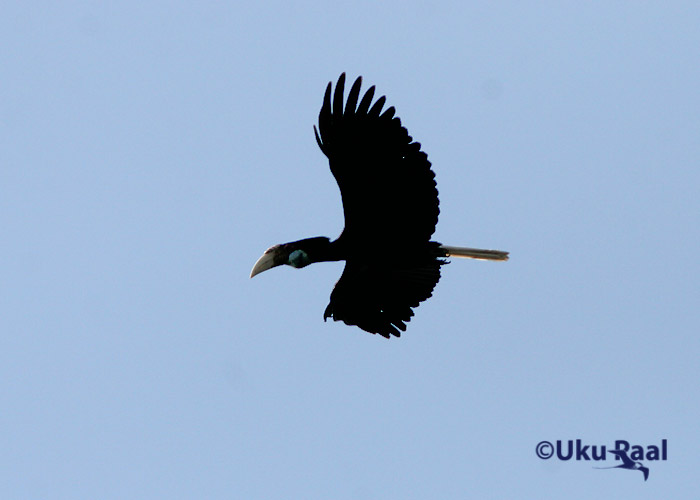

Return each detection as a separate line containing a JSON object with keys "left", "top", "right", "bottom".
{"left": 251, "top": 74, "right": 508, "bottom": 338}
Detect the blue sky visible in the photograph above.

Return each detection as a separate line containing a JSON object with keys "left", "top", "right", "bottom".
{"left": 1, "top": 2, "right": 698, "bottom": 498}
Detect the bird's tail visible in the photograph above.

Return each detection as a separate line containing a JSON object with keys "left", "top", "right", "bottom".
{"left": 440, "top": 245, "right": 509, "bottom": 261}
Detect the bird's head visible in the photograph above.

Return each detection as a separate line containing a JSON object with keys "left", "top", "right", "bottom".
{"left": 250, "top": 237, "right": 332, "bottom": 278}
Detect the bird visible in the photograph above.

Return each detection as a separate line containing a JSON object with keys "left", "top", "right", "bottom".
{"left": 250, "top": 73, "right": 508, "bottom": 338}
{"left": 594, "top": 449, "right": 650, "bottom": 481}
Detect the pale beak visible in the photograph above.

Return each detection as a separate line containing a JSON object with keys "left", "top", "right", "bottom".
{"left": 250, "top": 246, "right": 287, "bottom": 278}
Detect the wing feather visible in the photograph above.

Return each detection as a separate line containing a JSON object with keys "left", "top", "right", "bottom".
{"left": 345, "top": 76, "right": 362, "bottom": 116}
{"left": 380, "top": 106, "right": 395, "bottom": 120}
{"left": 368, "top": 96, "right": 386, "bottom": 117}
{"left": 332, "top": 73, "right": 345, "bottom": 118}
{"left": 356, "top": 85, "right": 375, "bottom": 115}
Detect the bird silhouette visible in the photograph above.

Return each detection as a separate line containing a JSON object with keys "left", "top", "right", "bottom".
{"left": 250, "top": 74, "right": 508, "bottom": 337}
{"left": 594, "top": 449, "right": 649, "bottom": 481}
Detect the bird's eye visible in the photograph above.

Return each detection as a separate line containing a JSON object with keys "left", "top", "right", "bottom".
{"left": 288, "top": 249, "right": 311, "bottom": 268}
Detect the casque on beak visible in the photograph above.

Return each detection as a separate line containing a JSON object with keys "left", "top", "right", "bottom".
{"left": 250, "top": 245, "right": 288, "bottom": 278}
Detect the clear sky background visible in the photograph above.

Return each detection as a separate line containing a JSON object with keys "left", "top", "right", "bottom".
{"left": 1, "top": 2, "right": 698, "bottom": 499}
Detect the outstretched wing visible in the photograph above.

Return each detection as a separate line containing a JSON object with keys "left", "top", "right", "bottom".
{"left": 314, "top": 74, "right": 439, "bottom": 248}
{"left": 323, "top": 258, "right": 445, "bottom": 338}
{"left": 608, "top": 449, "right": 635, "bottom": 467}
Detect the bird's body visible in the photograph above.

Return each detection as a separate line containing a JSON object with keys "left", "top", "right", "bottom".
{"left": 251, "top": 74, "right": 508, "bottom": 338}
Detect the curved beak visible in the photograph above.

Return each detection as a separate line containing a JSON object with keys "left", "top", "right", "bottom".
{"left": 250, "top": 245, "right": 287, "bottom": 278}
